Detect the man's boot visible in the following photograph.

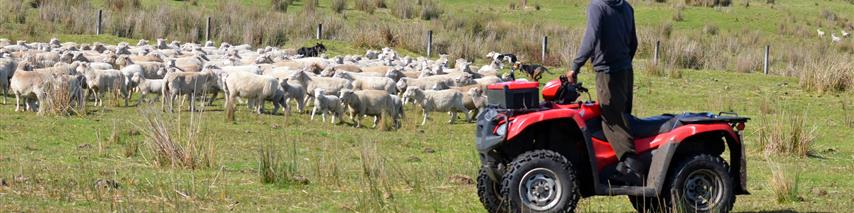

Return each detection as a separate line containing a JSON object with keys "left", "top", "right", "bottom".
{"left": 609, "top": 154, "right": 646, "bottom": 186}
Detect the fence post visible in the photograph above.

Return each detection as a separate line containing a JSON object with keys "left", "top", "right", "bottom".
{"left": 205, "top": 17, "right": 212, "bottom": 41}
{"left": 541, "top": 36, "right": 548, "bottom": 63}
{"left": 96, "top": 10, "right": 103, "bottom": 35}
{"left": 427, "top": 30, "right": 433, "bottom": 57}
{"left": 652, "top": 41, "right": 661, "bottom": 64}
{"left": 763, "top": 45, "right": 770, "bottom": 75}
{"left": 316, "top": 24, "right": 323, "bottom": 40}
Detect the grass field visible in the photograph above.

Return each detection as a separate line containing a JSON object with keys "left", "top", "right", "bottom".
{"left": 3, "top": 0, "right": 854, "bottom": 212}
{"left": 2, "top": 67, "right": 854, "bottom": 211}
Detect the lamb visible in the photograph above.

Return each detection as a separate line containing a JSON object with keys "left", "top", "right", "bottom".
{"left": 223, "top": 71, "right": 286, "bottom": 114}
{"left": 333, "top": 72, "right": 396, "bottom": 94}
{"left": 133, "top": 74, "right": 164, "bottom": 105}
{"left": 338, "top": 89, "right": 395, "bottom": 128}
{"left": 161, "top": 71, "right": 220, "bottom": 112}
{"left": 310, "top": 88, "right": 343, "bottom": 124}
{"left": 389, "top": 95, "right": 405, "bottom": 129}
{"left": 79, "top": 64, "right": 130, "bottom": 107}
{"left": 280, "top": 78, "right": 306, "bottom": 113}
{"left": 464, "top": 87, "right": 487, "bottom": 122}
{"left": 402, "top": 87, "right": 468, "bottom": 125}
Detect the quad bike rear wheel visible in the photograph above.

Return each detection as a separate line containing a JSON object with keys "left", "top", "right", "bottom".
{"left": 478, "top": 167, "right": 507, "bottom": 213}
{"left": 633, "top": 154, "right": 735, "bottom": 213}
{"left": 500, "top": 150, "right": 579, "bottom": 212}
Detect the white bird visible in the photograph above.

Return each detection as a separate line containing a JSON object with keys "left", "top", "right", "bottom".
{"left": 817, "top": 29, "right": 826, "bottom": 37}
{"left": 843, "top": 30, "right": 851, "bottom": 38}
{"left": 832, "top": 33, "right": 842, "bottom": 43}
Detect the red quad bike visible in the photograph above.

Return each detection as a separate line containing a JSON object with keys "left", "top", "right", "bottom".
{"left": 475, "top": 78, "right": 750, "bottom": 213}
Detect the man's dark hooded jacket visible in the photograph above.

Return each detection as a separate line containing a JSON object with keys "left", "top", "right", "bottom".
{"left": 572, "top": 0, "right": 638, "bottom": 73}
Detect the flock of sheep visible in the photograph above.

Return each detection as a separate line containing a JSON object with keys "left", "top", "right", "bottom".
{"left": 0, "top": 38, "right": 522, "bottom": 128}
{"left": 817, "top": 28, "right": 851, "bottom": 43}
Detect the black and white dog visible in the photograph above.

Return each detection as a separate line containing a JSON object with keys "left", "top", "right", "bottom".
{"left": 486, "top": 51, "right": 518, "bottom": 68}
{"left": 297, "top": 43, "right": 327, "bottom": 57}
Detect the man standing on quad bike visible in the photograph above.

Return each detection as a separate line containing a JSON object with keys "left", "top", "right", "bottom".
{"left": 568, "top": 0, "right": 642, "bottom": 185}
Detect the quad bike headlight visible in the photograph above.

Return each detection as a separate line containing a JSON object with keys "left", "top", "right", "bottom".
{"left": 495, "top": 123, "right": 508, "bottom": 136}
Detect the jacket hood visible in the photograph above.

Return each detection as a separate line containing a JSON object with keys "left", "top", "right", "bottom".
{"left": 601, "top": 0, "right": 624, "bottom": 6}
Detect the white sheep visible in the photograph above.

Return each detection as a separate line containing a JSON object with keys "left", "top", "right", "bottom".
{"left": 338, "top": 89, "right": 395, "bottom": 128}
{"left": 162, "top": 71, "right": 219, "bottom": 112}
{"left": 0, "top": 58, "right": 17, "bottom": 104}
{"left": 402, "top": 87, "right": 468, "bottom": 125}
{"left": 288, "top": 70, "right": 352, "bottom": 101}
{"left": 80, "top": 64, "right": 130, "bottom": 107}
{"left": 310, "top": 88, "right": 343, "bottom": 124}
{"left": 223, "top": 71, "right": 287, "bottom": 114}
{"left": 395, "top": 76, "right": 455, "bottom": 93}
{"left": 9, "top": 70, "right": 51, "bottom": 112}
{"left": 333, "top": 72, "right": 397, "bottom": 94}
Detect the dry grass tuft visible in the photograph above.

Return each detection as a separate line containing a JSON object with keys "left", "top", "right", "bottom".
{"left": 137, "top": 107, "right": 217, "bottom": 169}
{"left": 331, "top": 0, "right": 346, "bottom": 14}
{"left": 758, "top": 112, "right": 816, "bottom": 157}
{"left": 799, "top": 55, "right": 854, "bottom": 93}
{"left": 768, "top": 161, "right": 803, "bottom": 203}
{"left": 258, "top": 144, "right": 303, "bottom": 185}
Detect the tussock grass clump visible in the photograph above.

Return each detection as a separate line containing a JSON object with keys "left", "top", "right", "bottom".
{"left": 757, "top": 112, "right": 816, "bottom": 157}
{"left": 666, "top": 36, "right": 704, "bottom": 70}
{"left": 799, "top": 55, "right": 854, "bottom": 93}
{"left": 355, "top": 0, "right": 377, "bottom": 14}
{"left": 137, "top": 107, "right": 217, "bottom": 169}
{"left": 331, "top": 0, "right": 346, "bottom": 14}
{"left": 358, "top": 141, "right": 392, "bottom": 210}
{"left": 271, "top": 0, "right": 292, "bottom": 12}
{"left": 768, "top": 161, "right": 803, "bottom": 203}
{"left": 419, "top": 0, "right": 443, "bottom": 20}
{"left": 258, "top": 144, "right": 303, "bottom": 185}
{"left": 735, "top": 50, "right": 762, "bottom": 73}
{"left": 390, "top": 0, "right": 417, "bottom": 19}
{"left": 303, "top": 0, "right": 318, "bottom": 14}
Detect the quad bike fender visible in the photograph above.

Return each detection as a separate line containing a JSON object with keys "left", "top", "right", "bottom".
{"left": 505, "top": 109, "right": 586, "bottom": 142}
{"left": 646, "top": 123, "right": 749, "bottom": 196}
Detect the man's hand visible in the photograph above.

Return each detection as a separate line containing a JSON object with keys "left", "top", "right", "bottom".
{"left": 567, "top": 69, "right": 579, "bottom": 84}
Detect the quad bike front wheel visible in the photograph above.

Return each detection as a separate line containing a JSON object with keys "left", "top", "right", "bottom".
{"left": 500, "top": 150, "right": 579, "bottom": 213}
{"left": 635, "top": 154, "right": 735, "bottom": 213}
{"left": 478, "top": 167, "right": 507, "bottom": 213}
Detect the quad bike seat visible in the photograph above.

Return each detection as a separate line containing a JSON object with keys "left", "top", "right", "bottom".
{"left": 589, "top": 114, "right": 678, "bottom": 140}
{"left": 627, "top": 115, "right": 678, "bottom": 139}
{"left": 589, "top": 113, "right": 745, "bottom": 141}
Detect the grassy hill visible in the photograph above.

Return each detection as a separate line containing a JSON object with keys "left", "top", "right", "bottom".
{"left": 3, "top": 0, "right": 854, "bottom": 212}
